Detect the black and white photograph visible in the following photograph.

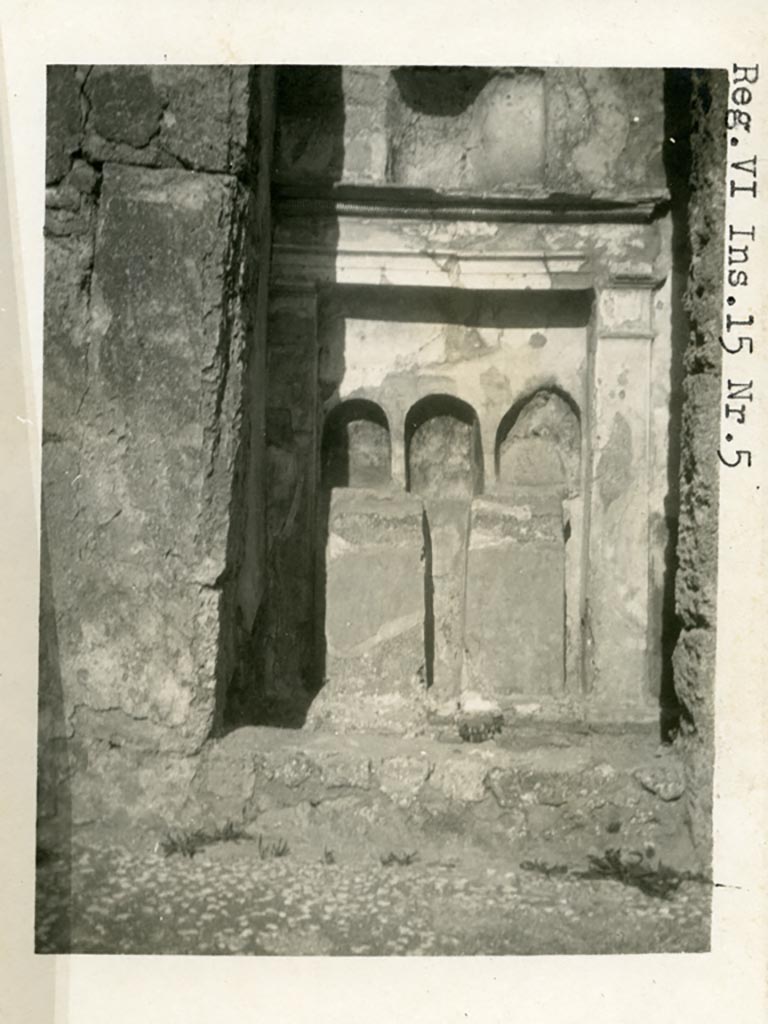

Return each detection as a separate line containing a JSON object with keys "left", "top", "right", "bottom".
{"left": 0, "top": 2, "right": 766, "bottom": 1021}
{"left": 34, "top": 62, "right": 723, "bottom": 956}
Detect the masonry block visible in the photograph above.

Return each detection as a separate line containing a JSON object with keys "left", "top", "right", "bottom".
{"left": 307, "top": 488, "right": 427, "bottom": 733}
{"left": 463, "top": 494, "right": 565, "bottom": 701}
{"left": 41, "top": 162, "right": 258, "bottom": 755}
{"left": 84, "top": 65, "right": 253, "bottom": 175}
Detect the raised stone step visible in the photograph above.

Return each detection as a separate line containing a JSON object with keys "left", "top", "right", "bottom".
{"left": 50, "top": 723, "right": 695, "bottom": 870}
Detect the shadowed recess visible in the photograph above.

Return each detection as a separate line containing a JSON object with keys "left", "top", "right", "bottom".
{"left": 391, "top": 67, "right": 495, "bottom": 116}
{"left": 321, "top": 398, "right": 391, "bottom": 489}
{"left": 323, "top": 285, "right": 593, "bottom": 329}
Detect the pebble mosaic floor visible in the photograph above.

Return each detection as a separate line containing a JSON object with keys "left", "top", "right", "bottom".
{"left": 35, "top": 836, "right": 711, "bottom": 956}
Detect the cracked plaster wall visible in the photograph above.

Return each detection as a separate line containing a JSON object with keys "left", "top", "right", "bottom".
{"left": 275, "top": 66, "right": 666, "bottom": 197}
{"left": 38, "top": 64, "right": 273, "bottom": 827}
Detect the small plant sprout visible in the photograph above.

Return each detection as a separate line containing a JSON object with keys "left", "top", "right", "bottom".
{"left": 380, "top": 851, "right": 419, "bottom": 867}
{"left": 159, "top": 821, "right": 248, "bottom": 859}
{"left": 520, "top": 847, "right": 711, "bottom": 900}
{"left": 257, "top": 835, "right": 290, "bottom": 860}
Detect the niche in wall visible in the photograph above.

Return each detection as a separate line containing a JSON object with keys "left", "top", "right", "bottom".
{"left": 405, "top": 394, "right": 483, "bottom": 499}
{"left": 496, "top": 388, "right": 581, "bottom": 494}
{"left": 321, "top": 398, "right": 392, "bottom": 489}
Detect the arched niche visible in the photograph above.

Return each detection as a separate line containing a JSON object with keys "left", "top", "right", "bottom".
{"left": 391, "top": 67, "right": 494, "bottom": 117}
{"left": 321, "top": 399, "right": 391, "bottom": 489}
{"left": 495, "top": 388, "right": 581, "bottom": 494}
{"left": 405, "top": 394, "right": 483, "bottom": 499}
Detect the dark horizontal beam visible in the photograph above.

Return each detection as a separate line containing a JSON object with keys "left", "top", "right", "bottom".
{"left": 272, "top": 182, "right": 669, "bottom": 224}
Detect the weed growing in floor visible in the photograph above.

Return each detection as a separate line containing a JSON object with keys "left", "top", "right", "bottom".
{"left": 159, "top": 821, "right": 248, "bottom": 859}
{"left": 257, "top": 834, "right": 290, "bottom": 860}
{"left": 518, "top": 859, "right": 569, "bottom": 879}
{"left": 322, "top": 848, "right": 336, "bottom": 865}
{"left": 380, "top": 851, "right": 419, "bottom": 867}
{"left": 457, "top": 713, "right": 504, "bottom": 743}
{"left": 160, "top": 825, "right": 291, "bottom": 861}
{"left": 520, "top": 847, "right": 711, "bottom": 900}
{"left": 580, "top": 848, "right": 710, "bottom": 899}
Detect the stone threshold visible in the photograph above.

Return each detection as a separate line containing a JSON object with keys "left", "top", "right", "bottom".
{"left": 40, "top": 721, "right": 696, "bottom": 870}
{"left": 196, "top": 722, "right": 682, "bottom": 807}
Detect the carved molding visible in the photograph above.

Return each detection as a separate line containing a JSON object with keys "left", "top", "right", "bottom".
{"left": 271, "top": 246, "right": 594, "bottom": 291}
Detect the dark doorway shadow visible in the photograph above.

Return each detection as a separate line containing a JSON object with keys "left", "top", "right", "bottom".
{"left": 658, "top": 68, "right": 694, "bottom": 743}
{"left": 405, "top": 394, "right": 482, "bottom": 705}
{"left": 421, "top": 509, "right": 435, "bottom": 691}
{"left": 248, "top": 65, "right": 346, "bottom": 728}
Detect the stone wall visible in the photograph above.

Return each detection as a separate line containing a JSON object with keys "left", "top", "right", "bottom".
{"left": 274, "top": 66, "right": 665, "bottom": 196}
{"left": 672, "top": 70, "right": 726, "bottom": 856}
{"left": 39, "top": 62, "right": 273, "bottom": 833}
